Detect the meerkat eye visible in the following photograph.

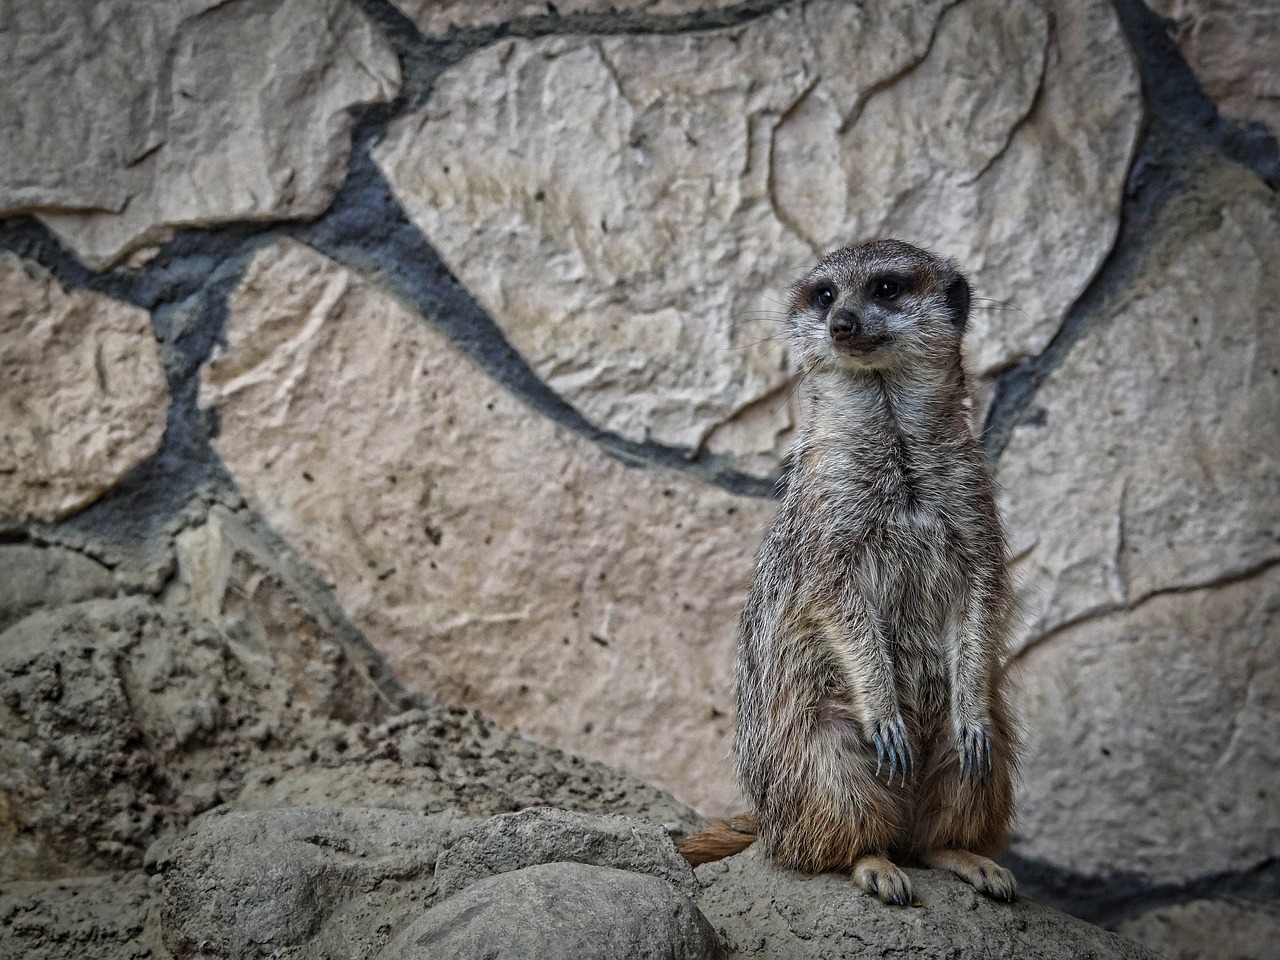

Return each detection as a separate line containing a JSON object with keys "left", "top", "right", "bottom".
{"left": 869, "top": 277, "right": 904, "bottom": 301}
{"left": 812, "top": 285, "right": 835, "bottom": 309}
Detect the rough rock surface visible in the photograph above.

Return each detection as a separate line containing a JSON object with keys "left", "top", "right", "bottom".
{"left": 0, "top": 253, "right": 169, "bottom": 524}
{"left": 0, "top": 872, "right": 161, "bottom": 960}
{"left": 0, "top": 597, "right": 306, "bottom": 881}
{"left": 692, "top": 848, "right": 1161, "bottom": 959}
{"left": 380, "top": 861, "right": 720, "bottom": 960}
{"left": 200, "top": 238, "right": 772, "bottom": 815}
{"left": 0, "top": 589, "right": 700, "bottom": 884}
{"left": 1147, "top": 0, "right": 1280, "bottom": 136}
{"left": 374, "top": 0, "right": 1141, "bottom": 465}
{"left": 1118, "top": 896, "right": 1280, "bottom": 960}
{"left": 0, "top": 0, "right": 399, "bottom": 267}
{"left": 434, "top": 806, "right": 694, "bottom": 897}
{"left": 169, "top": 504, "right": 396, "bottom": 724}
{"left": 0, "top": 544, "right": 116, "bottom": 632}
{"left": 1013, "top": 565, "right": 1280, "bottom": 885}
{"left": 1000, "top": 170, "right": 1280, "bottom": 643}
{"left": 230, "top": 705, "right": 699, "bottom": 832}
{"left": 157, "top": 806, "right": 462, "bottom": 960}
{"left": 0, "top": 589, "right": 703, "bottom": 958}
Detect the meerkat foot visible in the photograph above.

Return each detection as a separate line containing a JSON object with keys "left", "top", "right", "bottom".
{"left": 852, "top": 854, "right": 913, "bottom": 906}
{"left": 924, "top": 849, "right": 1016, "bottom": 902}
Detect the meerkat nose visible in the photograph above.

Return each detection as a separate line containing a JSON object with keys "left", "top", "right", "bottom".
{"left": 829, "top": 308, "right": 860, "bottom": 340}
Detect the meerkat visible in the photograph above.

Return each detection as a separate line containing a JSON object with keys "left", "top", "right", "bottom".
{"left": 678, "top": 240, "right": 1018, "bottom": 906}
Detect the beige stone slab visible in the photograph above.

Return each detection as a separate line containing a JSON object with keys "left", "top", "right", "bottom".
{"left": 1148, "top": 0, "right": 1280, "bottom": 136}
{"left": 1012, "top": 564, "right": 1280, "bottom": 884}
{"left": 0, "top": 0, "right": 399, "bottom": 268}
{"left": 999, "top": 171, "right": 1280, "bottom": 644}
{"left": 0, "top": 253, "right": 169, "bottom": 523}
{"left": 374, "top": 0, "right": 1140, "bottom": 468}
{"left": 200, "top": 239, "right": 773, "bottom": 814}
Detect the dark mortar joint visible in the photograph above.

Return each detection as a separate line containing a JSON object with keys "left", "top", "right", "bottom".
{"left": 297, "top": 110, "right": 780, "bottom": 498}
{"left": 982, "top": 0, "right": 1280, "bottom": 467}
{"left": 1005, "top": 851, "right": 1280, "bottom": 931}
{"left": 1112, "top": 0, "right": 1279, "bottom": 191}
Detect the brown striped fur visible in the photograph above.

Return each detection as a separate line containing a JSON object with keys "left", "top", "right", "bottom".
{"left": 687, "top": 241, "right": 1019, "bottom": 905}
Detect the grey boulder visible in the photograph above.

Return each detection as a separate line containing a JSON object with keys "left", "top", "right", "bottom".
{"left": 381, "top": 860, "right": 720, "bottom": 960}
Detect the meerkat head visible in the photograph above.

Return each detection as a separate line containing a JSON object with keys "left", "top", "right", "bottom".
{"left": 787, "top": 239, "right": 971, "bottom": 374}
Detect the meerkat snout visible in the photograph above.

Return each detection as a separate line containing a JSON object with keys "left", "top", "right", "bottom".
{"left": 828, "top": 307, "right": 865, "bottom": 344}
{"left": 829, "top": 307, "right": 859, "bottom": 337}
{"left": 829, "top": 305, "right": 889, "bottom": 356}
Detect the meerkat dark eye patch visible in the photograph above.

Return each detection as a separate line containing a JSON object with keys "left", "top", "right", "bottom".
{"left": 944, "top": 275, "right": 971, "bottom": 332}
{"left": 868, "top": 276, "right": 906, "bottom": 302}
{"left": 811, "top": 285, "right": 836, "bottom": 310}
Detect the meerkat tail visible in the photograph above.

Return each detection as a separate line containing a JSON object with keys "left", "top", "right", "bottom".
{"left": 676, "top": 812, "right": 758, "bottom": 866}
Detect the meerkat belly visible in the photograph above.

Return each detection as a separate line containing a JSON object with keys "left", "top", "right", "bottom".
{"left": 860, "top": 511, "right": 964, "bottom": 708}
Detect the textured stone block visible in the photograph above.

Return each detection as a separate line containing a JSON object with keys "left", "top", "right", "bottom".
{"left": 0, "top": 254, "right": 169, "bottom": 524}
{"left": 1013, "top": 566, "right": 1280, "bottom": 884}
{"left": 1000, "top": 172, "right": 1280, "bottom": 643}
{"left": 200, "top": 239, "right": 772, "bottom": 814}
{"left": 0, "top": 0, "right": 399, "bottom": 267}
{"left": 374, "top": 0, "right": 1141, "bottom": 467}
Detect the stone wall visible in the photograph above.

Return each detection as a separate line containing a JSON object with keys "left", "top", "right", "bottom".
{"left": 1, "top": 1, "right": 1276, "bottom": 957}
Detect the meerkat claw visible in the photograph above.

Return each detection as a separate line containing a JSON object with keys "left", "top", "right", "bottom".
{"left": 872, "top": 716, "right": 913, "bottom": 784}
{"left": 958, "top": 723, "right": 992, "bottom": 781}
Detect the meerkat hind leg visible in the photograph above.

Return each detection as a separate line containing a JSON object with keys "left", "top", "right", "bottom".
{"left": 923, "top": 849, "right": 1016, "bottom": 902}
{"left": 851, "top": 853, "right": 913, "bottom": 906}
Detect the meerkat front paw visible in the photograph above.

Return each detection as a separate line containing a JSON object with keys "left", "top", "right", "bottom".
{"left": 852, "top": 855, "right": 913, "bottom": 906}
{"left": 955, "top": 720, "right": 993, "bottom": 780}
{"left": 869, "top": 714, "right": 914, "bottom": 784}
{"left": 925, "top": 849, "right": 1016, "bottom": 902}
{"left": 969, "top": 860, "right": 1017, "bottom": 902}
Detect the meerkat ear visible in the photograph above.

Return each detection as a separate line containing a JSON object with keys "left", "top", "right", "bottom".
{"left": 944, "top": 275, "right": 970, "bottom": 333}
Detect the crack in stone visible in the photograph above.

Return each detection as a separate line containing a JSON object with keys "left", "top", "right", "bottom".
{"left": 956, "top": 3, "right": 1052, "bottom": 189}
{"left": 1112, "top": 475, "right": 1130, "bottom": 605}
{"left": 765, "top": 80, "right": 825, "bottom": 260}
{"left": 833, "top": 0, "right": 965, "bottom": 137}
{"left": 1006, "top": 553, "right": 1280, "bottom": 668}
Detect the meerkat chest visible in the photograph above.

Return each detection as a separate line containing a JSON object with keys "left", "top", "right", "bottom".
{"left": 816, "top": 457, "right": 973, "bottom": 644}
{"left": 857, "top": 510, "right": 965, "bottom": 617}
